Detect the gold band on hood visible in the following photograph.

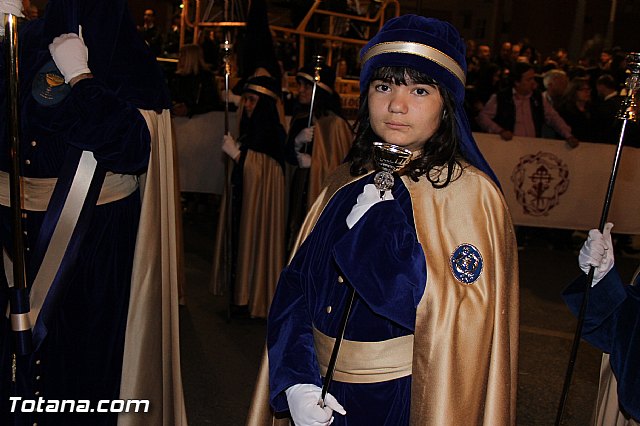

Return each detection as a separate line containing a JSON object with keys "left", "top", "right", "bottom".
{"left": 245, "top": 84, "right": 279, "bottom": 101}
{"left": 362, "top": 41, "right": 465, "bottom": 85}
{"left": 296, "top": 72, "right": 334, "bottom": 94}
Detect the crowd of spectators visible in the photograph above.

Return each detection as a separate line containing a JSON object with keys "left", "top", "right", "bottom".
{"left": 134, "top": 8, "right": 638, "bottom": 147}
{"left": 464, "top": 39, "right": 638, "bottom": 147}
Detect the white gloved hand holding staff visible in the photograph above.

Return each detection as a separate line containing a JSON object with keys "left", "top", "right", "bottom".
{"left": 49, "top": 29, "right": 91, "bottom": 85}
{"left": 0, "top": 0, "right": 24, "bottom": 17}
{"left": 285, "top": 383, "right": 346, "bottom": 426}
{"left": 294, "top": 127, "right": 314, "bottom": 151}
{"left": 221, "top": 134, "right": 241, "bottom": 161}
{"left": 0, "top": 0, "right": 24, "bottom": 38}
{"left": 578, "top": 222, "right": 615, "bottom": 286}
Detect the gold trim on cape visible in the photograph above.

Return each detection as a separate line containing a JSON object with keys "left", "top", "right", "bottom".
{"left": 118, "top": 109, "right": 187, "bottom": 426}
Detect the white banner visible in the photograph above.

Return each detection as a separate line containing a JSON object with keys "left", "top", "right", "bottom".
{"left": 475, "top": 133, "right": 640, "bottom": 234}
{"left": 172, "top": 111, "right": 236, "bottom": 194}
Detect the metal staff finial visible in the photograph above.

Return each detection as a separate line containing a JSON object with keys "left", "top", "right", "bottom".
{"left": 555, "top": 52, "right": 640, "bottom": 426}
{"left": 307, "top": 55, "right": 325, "bottom": 128}
{"left": 3, "top": 12, "right": 32, "bottom": 362}
{"left": 221, "top": 33, "right": 233, "bottom": 135}
{"left": 615, "top": 52, "right": 640, "bottom": 122}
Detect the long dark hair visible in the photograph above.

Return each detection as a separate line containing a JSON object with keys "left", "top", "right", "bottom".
{"left": 347, "top": 66, "right": 463, "bottom": 187}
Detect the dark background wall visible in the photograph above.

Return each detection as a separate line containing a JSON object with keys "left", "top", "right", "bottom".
{"left": 28, "top": 0, "right": 640, "bottom": 62}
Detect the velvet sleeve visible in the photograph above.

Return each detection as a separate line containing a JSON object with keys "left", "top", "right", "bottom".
{"left": 332, "top": 201, "right": 427, "bottom": 331}
{"left": 62, "top": 78, "right": 151, "bottom": 174}
{"left": 267, "top": 266, "right": 322, "bottom": 413}
{"left": 562, "top": 267, "right": 628, "bottom": 352}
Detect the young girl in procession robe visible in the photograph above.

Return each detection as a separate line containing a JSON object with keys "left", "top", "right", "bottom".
{"left": 212, "top": 76, "right": 287, "bottom": 319}
{"left": 285, "top": 63, "right": 353, "bottom": 252}
{"left": 247, "top": 14, "right": 519, "bottom": 426}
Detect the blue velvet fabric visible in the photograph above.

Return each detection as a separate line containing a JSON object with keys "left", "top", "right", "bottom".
{"left": 0, "top": 2, "right": 159, "bottom": 424}
{"left": 562, "top": 268, "right": 640, "bottom": 421}
{"left": 41, "top": 0, "right": 171, "bottom": 110}
{"left": 268, "top": 174, "right": 427, "bottom": 425}
{"left": 359, "top": 16, "right": 466, "bottom": 104}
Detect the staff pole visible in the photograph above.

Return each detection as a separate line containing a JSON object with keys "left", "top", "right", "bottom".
{"left": 3, "top": 13, "right": 32, "bottom": 386}
{"left": 306, "top": 55, "right": 324, "bottom": 128}
{"left": 555, "top": 51, "right": 639, "bottom": 425}
{"left": 220, "top": 33, "right": 235, "bottom": 321}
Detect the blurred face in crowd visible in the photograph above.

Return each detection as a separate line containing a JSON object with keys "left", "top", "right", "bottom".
{"left": 577, "top": 84, "right": 591, "bottom": 103}
{"left": 500, "top": 42, "right": 512, "bottom": 60}
{"left": 143, "top": 9, "right": 155, "bottom": 27}
{"left": 600, "top": 51, "right": 612, "bottom": 67}
{"left": 514, "top": 69, "right": 537, "bottom": 96}
{"left": 368, "top": 74, "right": 444, "bottom": 152}
{"left": 297, "top": 79, "right": 313, "bottom": 105}
{"left": 477, "top": 45, "right": 491, "bottom": 61}
{"left": 466, "top": 39, "right": 477, "bottom": 58}
{"left": 511, "top": 44, "right": 521, "bottom": 61}
{"left": 243, "top": 93, "right": 260, "bottom": 118}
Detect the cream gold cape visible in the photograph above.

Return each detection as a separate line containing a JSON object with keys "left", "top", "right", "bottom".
{"left": 211, "top": 150, "right": 286, "bottom": 319}
{"left": 305, "top": 112, "right": 353, "bottom": 207}
{"left": 246, "top": 162, "right": 519, "bottom": 425}
{"left": 118, "top": 109, "right": 188, "bottom": 426}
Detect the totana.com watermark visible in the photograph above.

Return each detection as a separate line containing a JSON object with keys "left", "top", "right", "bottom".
{"left": 9, "top": 397, "right": 150, "bottom": 413}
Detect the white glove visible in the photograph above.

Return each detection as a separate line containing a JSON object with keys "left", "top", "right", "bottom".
{"left": 221, "top": 89, "right": 242, "bottom": 107}
{"left": 221, "top": 134, "right": 241, "bottom": 160}
{"left": 49, "top": 32, "right": 91, "bottom": 84}
{"left": 0, "top": 0, "right": 24, "bottom": 17}
{"left": 285, "top": 384, "right": 346, "bottom": 426}
{"left": 295, "top": 127, "right": 314, "bottom": 150}
{"left": 346, "top": 183, "right": 393, "bottom": 229}
{"left": 297, "top": 152, "right": 312, "bottom": 169}
{"left": 578, "top": 222, "right": 614, "bottom": 286}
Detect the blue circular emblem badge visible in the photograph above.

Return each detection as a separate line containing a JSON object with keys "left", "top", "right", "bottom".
{"left": 32, "top": 60, "right": 70, "bottom": 107}
{"left": 450, "top": 243, "right": 483, "bottom": 284}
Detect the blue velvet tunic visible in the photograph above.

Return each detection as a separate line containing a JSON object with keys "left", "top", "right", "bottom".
{"left": 268, "top": 173, "right": 427, "bottom": 425}
{"left": 563, "top": 268, "right": 640, "bottom": 421}
{"left": 0, "top": 17, "right": 150, "bottom": 426}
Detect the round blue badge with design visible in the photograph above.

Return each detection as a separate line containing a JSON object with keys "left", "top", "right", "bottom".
{"left": 450, "top": 243, "right": 483, "bottom": 284}
{"left": 31, "top": 60, "right": 70, "bottom": 107}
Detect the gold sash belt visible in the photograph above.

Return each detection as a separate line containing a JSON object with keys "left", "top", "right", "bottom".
{"left": 313, "top": 327, "right": 413, "bottom": 384}
{"left": 0, "top": 170, "right": 138, "bottom": 211}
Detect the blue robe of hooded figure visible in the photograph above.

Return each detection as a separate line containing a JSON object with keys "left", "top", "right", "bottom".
{"left": 268, "top": 173, "right": 427, "bottom": 425}
{"left": 0, "top": 2, "right": 170, "bottom": 424}
{"left": 563, "top": 268, "right": 640, "bottom": 422}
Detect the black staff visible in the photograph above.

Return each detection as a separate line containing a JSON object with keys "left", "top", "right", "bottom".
{"left": 220, "top": 33, "right": 235, "bottom": 321}
{"left": 3, "top": 12, "right": 32, "bottom": 361}
{"left": 555, "top": 51, "right": 640, "bottom": 426}
{"left": 319, "top": 142, "right": 412, "bottom": 407}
